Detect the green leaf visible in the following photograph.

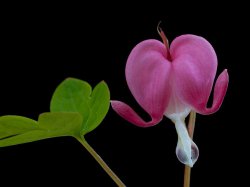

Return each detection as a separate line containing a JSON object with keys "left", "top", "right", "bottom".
{"left": 0, "top": 130, "right": 50, "bottom": 147}
{"left": 81, "top": 81, "right": 110, "bottom": 134}
{"left": 0, "top": 112, "right": 83, "bottom": 147}
{"left": 50, "top": 78, "right": 110, "bottom": 135}
{"left": 50, "top": 78, "right": 92, "bottom": 113}
{"left": 50, "top": 78, "right": 91, "bottom": 129}
{"left": 0, "top": 116, "right": 39, "bottom": 139}
{"left": 38, "top": 112, "right": 83, "bottom": 137}
{"left": 0, "top": 78, "right": 110, "bottom": 148}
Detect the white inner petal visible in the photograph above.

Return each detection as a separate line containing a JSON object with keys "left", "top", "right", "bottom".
{"left": 165, "top": 88, "right": 199, "bottom": 167}
{"left": 166, "top": 109, "right": 199, "bottom": 167}
{"left": 174, "top": 118, "right": 199, "bottom": 167}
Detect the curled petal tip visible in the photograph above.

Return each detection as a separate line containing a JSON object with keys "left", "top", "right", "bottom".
{"left": 198, "top": 69, "right": 229, "bottom": 115}
{"left": 111, "top": 100, "right": 162, "bottom": 127}
{"left": 220, "top": 69, "right": 229, "bottom": 82}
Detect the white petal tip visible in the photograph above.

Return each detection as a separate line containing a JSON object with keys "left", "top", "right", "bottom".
{"left": 176, "top": 141, "right": 199, "bottom": 167}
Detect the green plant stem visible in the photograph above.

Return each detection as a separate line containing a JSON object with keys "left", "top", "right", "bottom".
{"left": 184, "top": 111, "right": 196, "bottom": 187}
{"left": 76, "top": 136, "right": 126, "bottom": 187}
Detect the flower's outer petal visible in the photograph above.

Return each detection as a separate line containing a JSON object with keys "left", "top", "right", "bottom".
{"left": 126, "top": 39, "right": 171, "bottom": 120}
{"left": 170, "top": 35, "right": 229, "bottom": 115}
{"left": 111, "top": 100, "right": 162, "bottom": 127}
{"left": 195, "top": 70, "right": 228, "bottom": 114}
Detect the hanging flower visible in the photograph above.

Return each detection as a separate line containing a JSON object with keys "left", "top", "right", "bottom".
{"left": 111, "top": 28, "right": 229, "bottom": 167}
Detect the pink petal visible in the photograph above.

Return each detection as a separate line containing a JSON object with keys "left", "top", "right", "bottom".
{"left": 196, "top": 69, "right": 229, "bottom": 114}
{"left": 170, "top": 35, "right": 228, "bottom": 114}
{"left": 111, "top": 100, "right": 162, "bottom": 127}
{"left": 125, "top": 39, "right": 171, "bottom": 120}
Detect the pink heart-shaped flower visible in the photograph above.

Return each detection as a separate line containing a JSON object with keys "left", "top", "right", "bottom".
{"left": 111, "top": 31, "right": 229, "bottom": 167}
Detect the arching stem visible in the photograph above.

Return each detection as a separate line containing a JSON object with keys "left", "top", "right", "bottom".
{"left": 184, "top": 111, "right": 196, "bottom": 187}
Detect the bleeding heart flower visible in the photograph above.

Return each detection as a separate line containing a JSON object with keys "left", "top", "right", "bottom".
{"left": 111, "top": 28, "right": 229, "bottom": 167}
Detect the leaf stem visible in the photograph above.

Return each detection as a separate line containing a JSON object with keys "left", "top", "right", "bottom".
{"left": 76, "top": 136, "right": 126, "bottom": 187}
{"left": 184, "top": 111, "right": 196, "bottom": 187}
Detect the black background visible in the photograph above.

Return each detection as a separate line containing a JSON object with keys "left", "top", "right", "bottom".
{"left": 0, "top": 2, "right": 248, "bottom": 187}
